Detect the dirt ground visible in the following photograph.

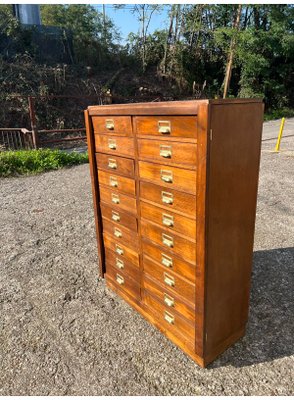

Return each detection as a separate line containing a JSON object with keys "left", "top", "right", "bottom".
{"left": 0, "top": 119, "right": 293, "bottom": 395}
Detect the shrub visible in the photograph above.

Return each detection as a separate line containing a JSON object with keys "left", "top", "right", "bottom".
{"left": 0, "top": 149, "right": 88, "bottom": 177}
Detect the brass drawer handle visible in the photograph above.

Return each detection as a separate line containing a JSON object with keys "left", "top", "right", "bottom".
{"left": 111, "top": 193, "right": 120, "bottom": 204}
{"left": 164, "top": 311, "right": 174, "bottom": 324}
{"left": 162, "top": 233, "right": 174, "bottom": 248}
{"left": 116, "top": 274, "right": 124, "bottom": 285}
{"left": 164, "top": 272, "right": 175, "bottom": 287}
{"left": 164, "top": 293, "right": 174, "bottom": 307}
{"left": 112, "top": 211, "right": 120, "bottom": 222}
{"left": 114, "top": 227, "right": 122, "bottom": 238}
{"left": 161, "top": 191, "right": 173, "bottom": 205}
{"left": 115, "top": 258, "right": 124, "bottom": 269}
{"left": 162, "top": 213, "right": 174, "bottom": 227}
{"left": 108, "top": 159, "right": 117, "bottom": 169}
{"left": 108, "top": 139, "right": 116, "bottom": 150}
{"left": 159, "top": 145, "right": 172, "bottom": 158}
{"left": 158, "top": 120, "right": 171, "bottom": 134}
{"left": 105, "top": 119, "right": 114, "bottom": 130}
{"left": 115, "top": 245, "right": 124, "bottom": 255}
{"left": 161, "top": 253, "right": 173, "bottom": 268}
{"left": 161, "top": 169, "right": 173, "bottom": 183}
{"left": 110, "top": 176, "right": 118, "bottom": 188}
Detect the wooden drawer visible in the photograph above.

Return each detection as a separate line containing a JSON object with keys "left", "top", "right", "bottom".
{"left": 95, "top": 135, "right": 134, "bottom": 157}
{"left": 134, "top": 116, "right": 197, "bottom": 139}
{"left": 142, "top": 273, "right": 195, "bottom": 321}
{"left": 92, "top": 116, "right": 132, "bottom": 136}
{"left": 139, "top": 161, "right": 196, "bottom": 195}
{"left": 103, "top": 234, "right": 140, "bottom": 268}
{"left": 143, "top": 254, "right": 195, "bottom": 304}
{"left": 100, "top": 203, "right": 138, "bottom": 231}
{"left": 140, "top": 182, "right": 196, "bottom": 218}
{"left": 140, "top": 201, "right": 196, "bottom": 240}
{"left": 141, "top": 219, "right": 196, "bottom": 264}
{"left": 96, "top": 153, "right": 135, "bottom": 178}
{"left": 105, "top": 247, "right": 140, "bottom": 282}
{"left": 143, "top": 290, "right": 195, "bottom": 340}
{"left": 99, "top": 186, "right": 137, "bottom": 215}
{"left": 107, "top": 265, "right": 140, "bottom": 300}
{"left": 98, "top": 170, "right": 136, "bottom": 196}
{"left": 142, "top": 239, "right": 195, "bottom": 283}
{"left": 103, "top": 218, "right": 139, "bottom": 252}
{"left": 138, "top": 139, "right": 197, "bottom": 169}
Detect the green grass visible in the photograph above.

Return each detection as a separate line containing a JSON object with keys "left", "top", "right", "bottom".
{"left": 0, "top": 149, "right": 89, "bottom": 177}
{"left": 264, "top": 107, "right": 294, "bottom": 121}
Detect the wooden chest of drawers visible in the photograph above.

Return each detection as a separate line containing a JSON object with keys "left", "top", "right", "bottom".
{"left": 84, "top": 99, "right": 264, "bottom": 367}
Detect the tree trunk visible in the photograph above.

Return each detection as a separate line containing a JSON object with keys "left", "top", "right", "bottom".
{"left": 161, "top": 5, "right": 174, "bottom": 75}
{"left": 223, "top": 4, "right": 242, "bottom": 99}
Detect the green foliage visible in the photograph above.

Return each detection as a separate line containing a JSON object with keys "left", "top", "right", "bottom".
{"left": 40, "top": 5, "right": 120, "bottom": 67}
{"left": 1, "top": 4, "right": 293, "bottom": 115}
{"left": 264, "top": 108, "right": 294, "bottom": 121}
{"left": 0, "top": 149, "right": 88, "bottom": 177}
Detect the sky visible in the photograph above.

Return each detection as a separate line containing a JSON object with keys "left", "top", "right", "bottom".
{"left": 94, "top": 5, "right": 169, "bottom": 43}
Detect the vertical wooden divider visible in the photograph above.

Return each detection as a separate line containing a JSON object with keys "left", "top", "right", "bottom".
{"left": 195, "top": 103, "right": 210, "bottom": 358}
{"left": 131, "top": 115, "right": 144, "bottom": 304}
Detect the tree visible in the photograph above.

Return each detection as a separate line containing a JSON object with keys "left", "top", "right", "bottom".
{"left": 40, "top": 5, "right": 120, "bottom": 66}
{"left": 222, "top": 4, "right": 242, "bottom": 98}
{"left": 115, "top": 4, "right": 162, "bottom": 72}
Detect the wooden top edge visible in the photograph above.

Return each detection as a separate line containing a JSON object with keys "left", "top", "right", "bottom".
{"left": 87, "top": 98, "right": 263, "bottom": 116}
{"left": 88, "top": 100, "right": 207, "bottom": 116}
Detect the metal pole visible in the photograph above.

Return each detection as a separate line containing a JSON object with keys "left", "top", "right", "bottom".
{"left": 274, "top": 117, "right": 285, "bottom": 152}
{"left": 28, "top": 96, "right": 39, "bottom": 149}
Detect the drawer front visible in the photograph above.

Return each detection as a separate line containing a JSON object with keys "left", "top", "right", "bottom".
{"left": 103, "top": 218, "right": 139, "bottom": 251}
{"left": 143, "top": 255, "right": 195, "bottom": 304}
{"left": 105, "top": 247, "right": 140, "bottom": 282}
{"left": 138, "top": 139, "right": 197, "bottom": 168}
{"left": 141, "top": 219, "right": 196, "bottom": 264}
{"left": 100, "top": 203, "right": 137, "bottom": 231}
{"left": 96, "top": 153, "right": 135, "bottom": 178}
{"left": 143, "top": 290, "right": 195, "bottom": 340}
{"left": 107, "top": 265, "right": 140, "bottom": 300}
{"left": 99, "top": 187, "right": 137, "bottom": 215}
{"left": 142, "top": 273, "right": 195, "bottom": 321}
{"left": 92, "top": 116, "right": 132, "bottom": 136}
{"left": 103, "top": 234, "right": 140, "bottom": 268}
{"left": 98, "top": 170, "right": 136, "bottom": 196}
{"left": 134, "top": 116, "right": 197, "bottom": 139}
{"left": 139, "top": 161, "right": 196, "bottom": 195}
{"left": 140, "top": 201, "right": 196, "bottom": 240}
{"left": 142, "top": 240, "right": 195, "bottom": 283}
{"left": 140, "top": 182, "right": 196, "bottom": 218}
{"left": 95, "top": 135, "right": 135, "bottom": 157}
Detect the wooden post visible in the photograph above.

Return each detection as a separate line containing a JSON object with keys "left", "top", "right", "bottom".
{"left": 28, "top": 96, "right": 39, "bottom": 149}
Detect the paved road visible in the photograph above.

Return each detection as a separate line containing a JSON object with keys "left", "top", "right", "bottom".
{"left": 0, "top": 119, "right": 293, "bottom": 395}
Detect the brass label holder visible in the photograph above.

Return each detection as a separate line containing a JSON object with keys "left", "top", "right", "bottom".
{"left": 158, "top": 120, "right": 171, "bottom": 134}
{"left": 161, "top": 169, "right": 173, "bottom": 183}
{"left": 105, "top": 119, "right": 115, "bottom": 130}
{"left": 108, "top": 138, "right": 117, "bottom": 150}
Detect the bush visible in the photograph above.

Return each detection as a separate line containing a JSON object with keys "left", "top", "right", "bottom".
{"left": 0, "top": 149, "right": 88, "bottom": 177}
{"left": 264, "top": 107, "right": 294, "bottom": 121}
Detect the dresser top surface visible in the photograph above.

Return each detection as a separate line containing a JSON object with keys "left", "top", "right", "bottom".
{"left": 88, "top": 98, "right": 263, "bottom": 116}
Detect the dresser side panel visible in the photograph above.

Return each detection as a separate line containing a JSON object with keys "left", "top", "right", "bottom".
{"left": 84, "top": 110, "right": 105, "bottom": 277}
{"left": 204, "top": 103, "right": 264, "bottom": 358}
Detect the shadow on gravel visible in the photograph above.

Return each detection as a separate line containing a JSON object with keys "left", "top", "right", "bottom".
{"left": 209, "top": 247, "right": 294, "bottom": 368}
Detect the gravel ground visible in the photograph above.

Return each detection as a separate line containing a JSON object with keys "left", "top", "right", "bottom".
{"left": 0, "top": 119, "right": 293, "bottom": 395}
